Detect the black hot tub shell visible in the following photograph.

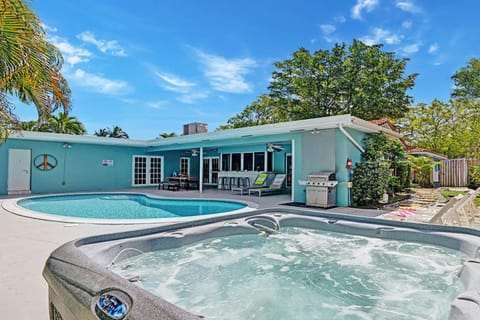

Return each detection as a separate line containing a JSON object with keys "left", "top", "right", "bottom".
{"left": 43, "top": 208, "right": 480, "bottom": 320}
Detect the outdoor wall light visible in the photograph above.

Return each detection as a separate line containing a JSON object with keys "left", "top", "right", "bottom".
{"left": 63, "top": 143, "right": 72, "bottom": 149}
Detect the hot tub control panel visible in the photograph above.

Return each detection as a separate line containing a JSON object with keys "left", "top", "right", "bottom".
{"left": 94, "top": 292, "right": 129, "bottom": 320}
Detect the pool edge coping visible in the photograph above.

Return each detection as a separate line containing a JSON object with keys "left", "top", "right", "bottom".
{"left": 1, "top": 191, "right": 258, "bottom": 225}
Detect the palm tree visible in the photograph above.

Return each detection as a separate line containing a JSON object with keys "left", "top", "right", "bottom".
{"left": 159, "top": 132, "right": 177, "bottom": 138}
{"left": 110, "top": 125, "right": 129, "bottom": 139}
{"left": 0, "top": 0, "right": 71, "bottom": 140}
{"left": 94, "top": 125, "right": 129, "bottom": 138}
{"left": 44, "top": 112, "right": 86, "bottom": 135}
{"left": 94, "top": 128, "right": 110, "bottom": 137}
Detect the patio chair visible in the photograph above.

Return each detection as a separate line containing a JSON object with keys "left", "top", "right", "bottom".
{"left": 248, "top": 174, "right": 286, "bottom": 197}
{"left": 231, "top": 173, "right": 272, "bottom": 195}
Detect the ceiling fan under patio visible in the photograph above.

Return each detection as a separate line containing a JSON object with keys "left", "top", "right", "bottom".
{"left": 266, "top": 143, "right": 284, "bottom": 152}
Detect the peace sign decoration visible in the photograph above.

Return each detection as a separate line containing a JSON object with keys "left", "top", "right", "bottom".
{"left": 34, "top": 154, "right": 58, "bottom": 171}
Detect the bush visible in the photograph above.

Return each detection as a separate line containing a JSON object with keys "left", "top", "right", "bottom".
{"left": 352, "top": 161, "right": 389, "bottom": 206}
{"left": 396, "top": 161, "right": 411, "bottom": 189}
{"left": 387, "top": 176, "right": 401, "bottom": 195}
{"left": 469, "top": 165, "right": 480, "bottom": 189}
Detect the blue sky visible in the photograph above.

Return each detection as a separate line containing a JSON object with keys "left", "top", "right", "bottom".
{"left": 14, "top": 0, "right": 480, "bottom": 139}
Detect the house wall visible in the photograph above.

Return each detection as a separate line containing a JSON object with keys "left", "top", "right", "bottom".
{"left": 0, "top": 139, "right": 147, "bottom": 195}
{"left": 1, "top": 127, "right": 370, "bottom": 206}
{"left": 334, "top": 128, "right": 368, "bottom": 206}
{"left": 292, "top": 129, "right": 336, "bottom": 203}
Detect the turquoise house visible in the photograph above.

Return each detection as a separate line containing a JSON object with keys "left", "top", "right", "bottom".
{"left": 0, "top": 115, "right": 400, "bottom": 206}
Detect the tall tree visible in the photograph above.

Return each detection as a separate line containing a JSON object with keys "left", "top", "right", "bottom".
{"left": 451, "top": 58, "right": 480, "bottom": 100}
{"left": 398, "top": 100, "right": 454, "bottom": 156}
{"left": 0, "top": 0, "right": 71, "bottom": 139}
{"left": 218, "top": 95, "right": 279, "bottom": 129}
{"left": 222, "top": 40, "right": 417, "bottom": 129}
{"left": 44, "top": 112, "right": 86, "bottom": 135}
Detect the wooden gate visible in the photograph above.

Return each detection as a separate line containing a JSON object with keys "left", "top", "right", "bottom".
{"left": 440, "top": 159, "right": 480, "bottom": 187}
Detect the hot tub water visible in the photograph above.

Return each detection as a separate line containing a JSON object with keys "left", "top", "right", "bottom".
{"left": 110, "top": 227, "right": 466, "bottom": 319}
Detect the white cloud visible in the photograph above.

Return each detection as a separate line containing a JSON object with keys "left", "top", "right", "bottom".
{"left": 351, "top": 0, "right": 379, "bottom": 20}
{"left": 194, "top": 48, "right": 257, "bottom": 93}
{"left": 360, "top": 28, "right": 401, "bottom": 46}
{"left": 146, "top": 100, "right": 169, "bottom": 109}
{"left": 48, "top": 35, "right": 92, "bottom": 66}
{"left": 333, "top": 15, "right": 347, "bottom": 23}
{"left": 402, "top": 20, "right": 413, "bottom": 29}
{"left": 177, "top": 91, "right": 209, "bottom": 104}
{"left": 396, "top": 0, "right": 421, "bottom": 13}
{"left": 402, "top": 43, "right": 420, "bottom": 54}
{"left": 153, "top": 71, "right": 196, "bottom": 93}
{"left": 70, "top": 69, "right": 129, "bottom": 95}
{"left": 77, "top": 31, "right": 127, "bottom": 57}
{"left": 428, "top": 43, "right": 439, "bottom": 53}
{"left": 41, "top": 23, "right": 57, "bottom": 33}
{"left": 320, "top": 24, "right": 336, "bottom": 35}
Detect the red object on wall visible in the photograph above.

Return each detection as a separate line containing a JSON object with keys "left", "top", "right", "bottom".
{"left": 346, "top": 158, "right": 352, "bottom": 169}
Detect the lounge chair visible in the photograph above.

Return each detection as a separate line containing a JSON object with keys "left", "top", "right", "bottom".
{"left": 248, "top": 174, "right": 286, "bottom": 197}
{"left": 231, "top": 173, "right": 273, "bottom": 195}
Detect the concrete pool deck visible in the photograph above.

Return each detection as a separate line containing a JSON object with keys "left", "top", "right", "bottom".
{"left": 0, "top": 188, "right": 388, "bottom": 320}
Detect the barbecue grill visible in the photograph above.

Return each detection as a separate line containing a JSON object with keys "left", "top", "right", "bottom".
{"left": 298, "top": 172, "right": 337, "bottom": 208}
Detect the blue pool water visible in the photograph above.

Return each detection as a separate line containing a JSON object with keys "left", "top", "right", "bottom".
{"left": 18, "top": 193, "right": 247, "bottom": 220}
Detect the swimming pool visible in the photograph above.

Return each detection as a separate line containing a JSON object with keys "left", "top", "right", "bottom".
{"left": 43, "top": 208, "right": 480, "bottom": 320}
{"left": 5, "top": 193, "right": 253, "bottom": 224}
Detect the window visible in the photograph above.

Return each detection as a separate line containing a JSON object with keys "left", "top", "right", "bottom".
{"left": 231, "top": 153, "right": 241, "bottom": 171}
{"left": 179, "top": 157, "right": 190, "bottom": 176}
{"left": 221, "top": 154, "right": 230, "bottom": 171}
{"left": 133, "top": 156, "right": 147, "bottom": 185}
{"left": 132, "top": 156, "right": 163, "bottom": 186}
{"left": 254, "top": 152, "right": 265, "bottom": 171}
{"left": 243, "top": 153, "right": 253, "bottom": 171}
{"left": 221, "top": 151, "right": 274, "bottom": 171}
{"left": 267, "top": 152, "right": 273, "bottom": 172}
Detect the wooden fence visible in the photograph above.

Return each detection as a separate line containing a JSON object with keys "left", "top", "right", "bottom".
{"left": 439, "top": 159, "right": 480, "bottom": 187}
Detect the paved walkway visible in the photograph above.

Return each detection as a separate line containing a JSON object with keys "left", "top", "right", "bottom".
{"left": 379, "top": 187, "right": 480, "bottom": 226}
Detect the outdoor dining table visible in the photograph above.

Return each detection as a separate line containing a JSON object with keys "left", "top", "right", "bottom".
{"left": 167, "top": 176, "right": 198, "bottom": 190}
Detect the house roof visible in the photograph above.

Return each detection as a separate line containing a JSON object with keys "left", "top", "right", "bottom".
{"left": 406, "top": 146, "right": 448, "bottom": 160}
{"left": 8, "top": 114, "right": 401, "bottom": 148}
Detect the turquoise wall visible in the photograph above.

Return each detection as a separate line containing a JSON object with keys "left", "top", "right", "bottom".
{"left": 1, "top": 128, "right": 371, "bottom": 206}
{"left": 0, "top": 139, "right": 147, "bottom": 194}
{"left": 334, "top": 128, "right": 367, "bottom": 206}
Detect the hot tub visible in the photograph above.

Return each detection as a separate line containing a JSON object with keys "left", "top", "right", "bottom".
{"left": 43, "top": 208, "right": 480, "bottom": 320}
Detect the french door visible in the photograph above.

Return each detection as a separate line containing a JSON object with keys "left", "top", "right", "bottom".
{"left": 132, "top": 156, "right": 163, "bottom": 186}
{"left": 203, "top": 157, "right": 219, "bottom": 185}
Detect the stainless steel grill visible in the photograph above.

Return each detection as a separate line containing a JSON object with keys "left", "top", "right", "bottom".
{"left": 299, "top": 172, "right": 337, "bottom": 208}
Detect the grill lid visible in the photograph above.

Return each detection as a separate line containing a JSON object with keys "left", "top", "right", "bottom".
{"left": 306, "top": 172, "right": 336, "bottom": 181}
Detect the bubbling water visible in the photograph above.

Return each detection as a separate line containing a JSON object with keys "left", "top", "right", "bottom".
{"left": 110, "top": 227, "right": 467, "bottom": 319}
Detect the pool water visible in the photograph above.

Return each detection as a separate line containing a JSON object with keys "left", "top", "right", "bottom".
{"left": 18, "top": 194, "right": 246, "bottom": 220}
{"left": 110, "top": 227, "right": 467, "bottom": 320}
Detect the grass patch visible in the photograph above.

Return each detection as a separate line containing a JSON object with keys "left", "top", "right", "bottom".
{"left": 441, "top": 190, "right": 480, "bottom": 206}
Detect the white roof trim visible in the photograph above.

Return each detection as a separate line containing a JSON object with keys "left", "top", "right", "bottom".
{"left": 7, "top": 115, "right": 401, "bottom": 147}
{"left": 8, "top": 131, "right": 147, "bottom": 147}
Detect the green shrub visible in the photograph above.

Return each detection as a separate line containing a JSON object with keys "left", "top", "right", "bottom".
{"left": 396, "top": 160, "right": 411, "bottom": 189}
{"left": 469, "top": 165, "right": 480, "bottom": 189}
{"left": 352, "top": 161, "right": 389, "bottom": 206}
{"left": 387, "top": 176, "right": 401, "bottom": 195}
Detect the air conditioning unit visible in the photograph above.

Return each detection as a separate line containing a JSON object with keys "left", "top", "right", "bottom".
{"left": 183, "top": 122, "right": 208, "bottom": 135}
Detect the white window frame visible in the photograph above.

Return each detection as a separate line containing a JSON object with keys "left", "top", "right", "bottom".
{"left": 179, "top": 157, "right": 190, "bottom": 176}
{"left": 132, "top": 155, "right": 164, "bottom": 186}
